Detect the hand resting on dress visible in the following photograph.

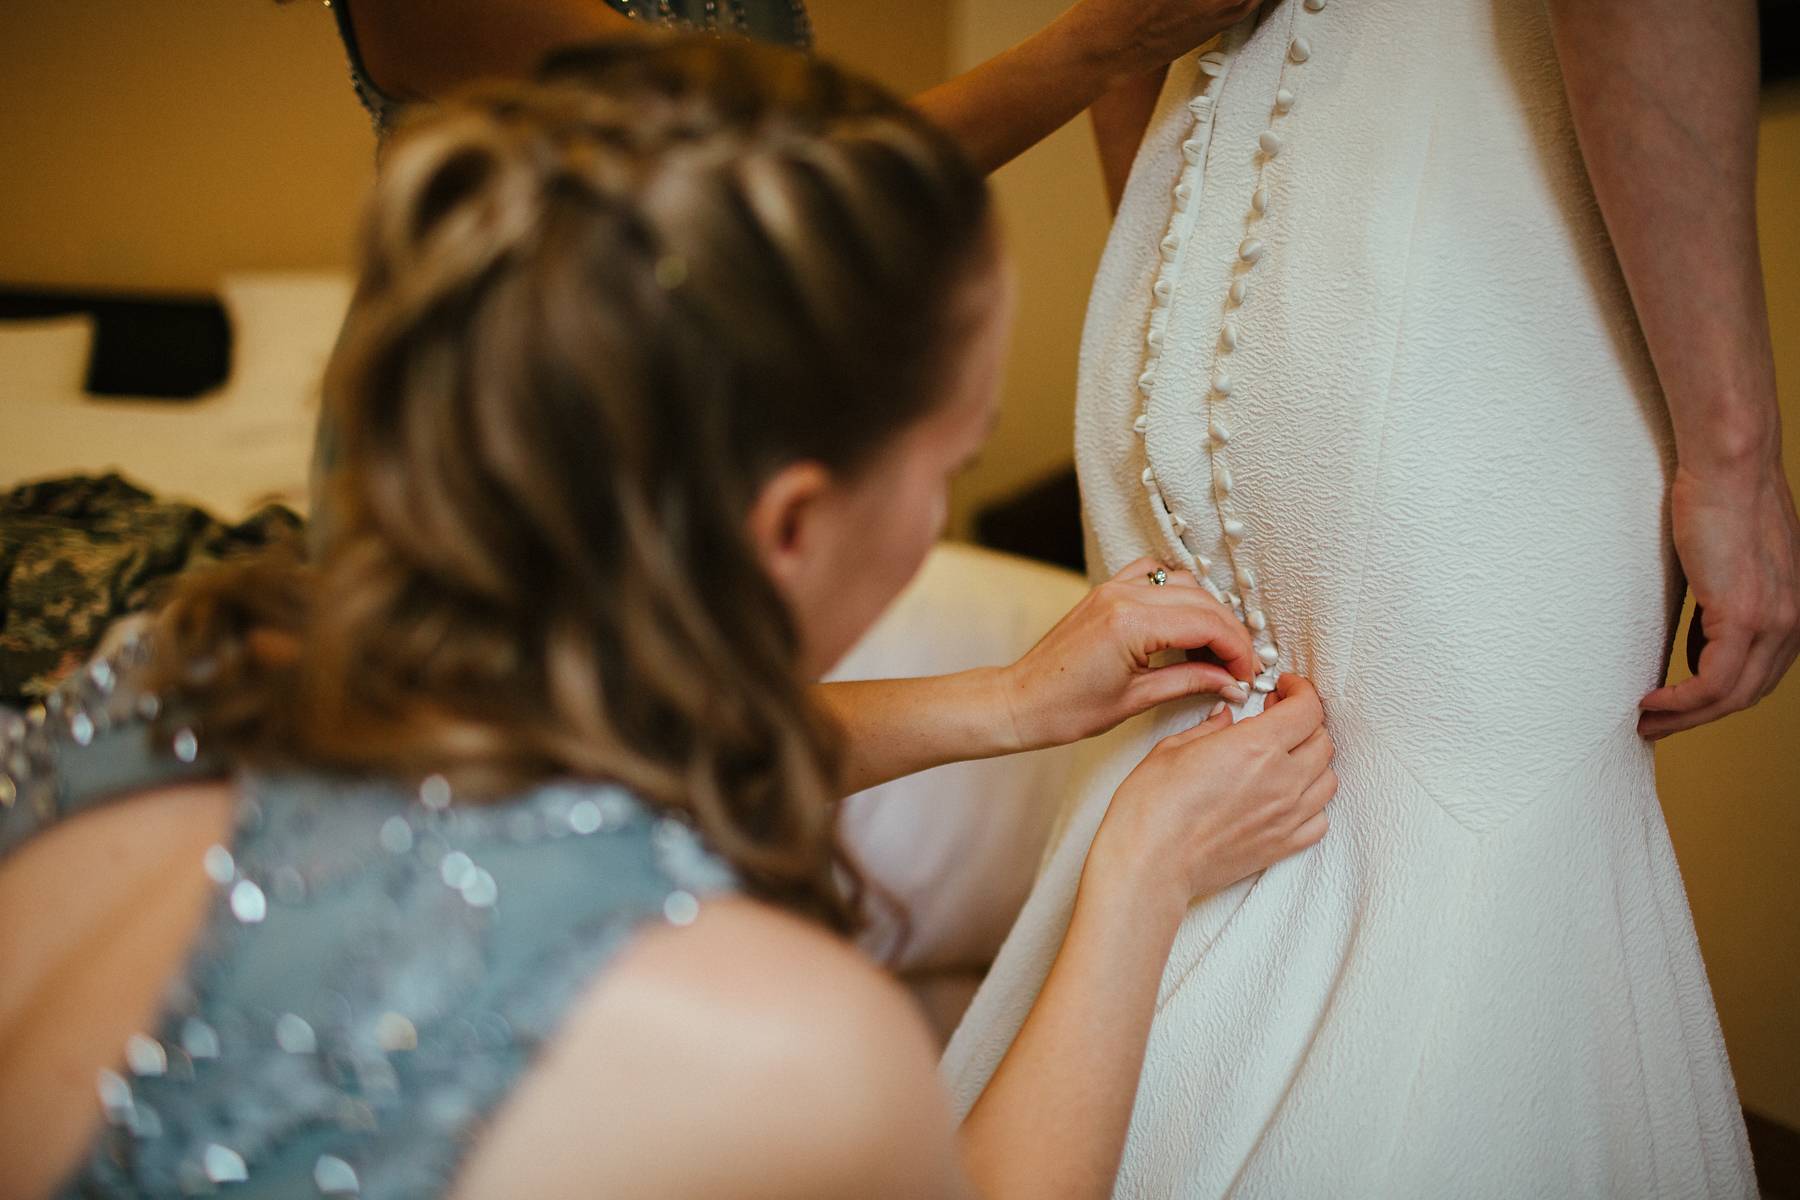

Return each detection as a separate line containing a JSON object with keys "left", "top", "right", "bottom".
{"left": 1091, "top": 672, "right": 1337, "bottom": 905}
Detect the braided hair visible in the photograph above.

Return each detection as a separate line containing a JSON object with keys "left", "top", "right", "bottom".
{"left": 153, "top": 36, "right": 992, "bottom": 931}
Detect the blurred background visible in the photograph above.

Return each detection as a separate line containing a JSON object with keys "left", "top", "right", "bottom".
{"left": 1, "top": 0, "right": 1795, "bottom": 1169}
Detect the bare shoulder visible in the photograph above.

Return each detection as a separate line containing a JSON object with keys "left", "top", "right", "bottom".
{"left": 454, "top": 896, "right": 973, "bottom": 1200}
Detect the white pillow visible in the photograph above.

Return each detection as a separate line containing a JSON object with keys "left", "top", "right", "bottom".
{"left": 828, "top": 543, "right": 1093, "bottom": 973}
{"left": 215, "top": 271, "right": 355, "bottom": 418}
{"left": 0, "top": 313, "right": 95, "bottom": 401}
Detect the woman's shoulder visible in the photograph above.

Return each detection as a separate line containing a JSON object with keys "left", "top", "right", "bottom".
{"left": 457, "top": 895, "right": 973, "bottom": 1200}
{"left": 1, "top": 623, "right": 218, "bottom": 860}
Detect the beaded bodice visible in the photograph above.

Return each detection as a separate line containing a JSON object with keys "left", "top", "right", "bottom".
{"left": 326, "top": 0, "right": 814, "bottom": 136}
{"left": 1, "top": 637, "right": 737, "bottom": 1199}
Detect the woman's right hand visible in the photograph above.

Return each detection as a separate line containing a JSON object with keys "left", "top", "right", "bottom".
{"left": 1072, "top": 0, "right": 1265, "bottom": 85}
{"left": 1091, "top": 673, "right": 1336, "bottom": 906}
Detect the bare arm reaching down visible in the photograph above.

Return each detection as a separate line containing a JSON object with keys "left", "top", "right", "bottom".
{"left": 1547, "top": 0, "right": 1800, "bottom": 737}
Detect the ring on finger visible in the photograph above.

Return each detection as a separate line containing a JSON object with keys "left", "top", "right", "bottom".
{"left": 1147, "top": 567, "right": 1168, "bottom": 587}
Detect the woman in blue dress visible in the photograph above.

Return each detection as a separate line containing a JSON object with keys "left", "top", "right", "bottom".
{"left": 0, "top": 37, "right": 1335, "bottom": 1199}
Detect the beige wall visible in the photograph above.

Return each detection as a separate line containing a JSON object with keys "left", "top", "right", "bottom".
{"left": 1, "top": 0, "right": 1795, "bottom": 1132}
{"left": 0, "top": 0, "right": 946, "bottom": 293}
{"left": 0, "top": 0, "right": 373, "bottom": 292}
{"left": 943, "top": 0, "right": 1114, "bottom": 536}
{"left": 811, "top": 0, "right": 950, "bottom": 97}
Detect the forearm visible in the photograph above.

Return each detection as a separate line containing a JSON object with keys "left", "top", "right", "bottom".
{"left": 958, "top": 846, "right": 1184, "bottom": 1199}
{"left": 815, "top": 671, "right": 1024, "bottom": 795}
{"left": 1090, "top": 67, "right": 1168, "bottom": 213}
{"left": 1547, "top": 0, "right": 1779, "bottom": 473}
{"left": 912, "top": 6, "right": 1127, "bottom": 175}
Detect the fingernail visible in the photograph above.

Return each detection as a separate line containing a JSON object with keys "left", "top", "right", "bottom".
{"left": 1208, "top": 700, "right": 1226, "bottom": 718}
{"left": 1223, "top": 684, "right": 1248, "bottom": 702}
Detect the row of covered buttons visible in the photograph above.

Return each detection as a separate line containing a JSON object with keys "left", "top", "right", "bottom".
{"left": 1137, "top": 0, "right": 1328, "bottom": 696}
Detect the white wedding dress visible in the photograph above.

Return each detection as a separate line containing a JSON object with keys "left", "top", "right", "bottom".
{"left": 939, "top": 1, "right": 1757, "bottom": 1194}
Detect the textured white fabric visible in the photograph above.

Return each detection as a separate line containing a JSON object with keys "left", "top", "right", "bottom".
{"left": 939, "top": 1, "right": 1757, "bottom": 1194}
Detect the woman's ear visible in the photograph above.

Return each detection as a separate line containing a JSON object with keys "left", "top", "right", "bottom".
{"left": 744, "top": 460, "right": 836, "bottom": 598}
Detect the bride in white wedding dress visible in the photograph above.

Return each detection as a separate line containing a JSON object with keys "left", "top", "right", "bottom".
{"left": 941, "top": 0, "right": 1799, "bottom": 1195}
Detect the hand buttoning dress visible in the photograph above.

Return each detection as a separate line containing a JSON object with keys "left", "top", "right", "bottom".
{"left": 940, "top": 1, "right": 1757, "bottom": 1194}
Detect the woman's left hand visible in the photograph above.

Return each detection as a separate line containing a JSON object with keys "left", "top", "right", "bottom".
{"left": 996, "top": 557, "right": 1259, "bottom": 752}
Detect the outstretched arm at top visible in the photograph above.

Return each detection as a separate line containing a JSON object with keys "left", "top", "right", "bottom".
{"left": 1547, "top": 0, "right": 1800, "bottom": 737}
{"left": 338, "top": 0, "right": 1259, "bottom": 175}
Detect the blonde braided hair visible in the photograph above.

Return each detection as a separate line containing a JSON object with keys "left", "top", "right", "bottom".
{"left": 155, "top": 36, "right": 992, "bottom": 930}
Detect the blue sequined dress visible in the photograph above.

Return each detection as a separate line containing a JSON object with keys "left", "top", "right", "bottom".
{"left": 0, "top": 637, "right": 738, "bottom": 1199}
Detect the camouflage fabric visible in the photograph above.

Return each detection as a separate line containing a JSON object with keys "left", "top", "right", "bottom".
{"left": 0, "top": 474, "right": 304, "bottom": 705}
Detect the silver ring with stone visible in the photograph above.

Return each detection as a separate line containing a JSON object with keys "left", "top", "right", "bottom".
{"left": 1147, "top": 568, "right": 1168, "bottom": 587}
